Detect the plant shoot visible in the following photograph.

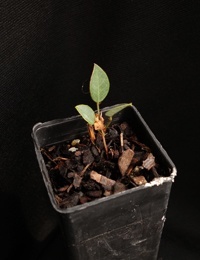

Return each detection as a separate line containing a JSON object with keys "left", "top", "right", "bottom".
{"left": 75, "top": 63, "right": 132, "bottom": 154}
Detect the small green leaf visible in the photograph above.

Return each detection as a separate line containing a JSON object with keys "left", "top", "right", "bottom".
{"left": 105, "top": 103, "right": 132, "bottom": 117}
{"left": 75, "top": 104, "right": 95, "bottom": 125}
{"left": 90, "top": 63, "right": 110, "bottom": 103}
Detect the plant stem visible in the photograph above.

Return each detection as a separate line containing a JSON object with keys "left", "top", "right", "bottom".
{"left": 97, "top": 102, "right": 100, "bottom": 116}
{"left": 120, "top": 132, "right": 124, "bottom": 152}
{"left": 101, "top": 129, "right": 108, "bottom": 155}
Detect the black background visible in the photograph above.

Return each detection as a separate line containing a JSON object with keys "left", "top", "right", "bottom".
{"left": 0, "top": 1, "right": 200, "bottom": 259}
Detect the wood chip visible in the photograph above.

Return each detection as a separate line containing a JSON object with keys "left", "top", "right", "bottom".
{"left": 79, "top": 196, "right": 91, "bottom": 204}
{"left": 86, "top": 190, "right": 103, "bottom": 198}
{"left": 113, "top": 181, "right": 126, "bottom": 194}
{"left": 59, "top": 193, "right": 80, "bottom": 208}
{"left": 79, "top": 163, "right": 91, "bottom": 177}
{"left": 120, "top": 122, "right": 129, "bottom": 131}
{"left": 75, "top": 150, "right": 82, "bottom": 157}
{"left": 118, "top": 148, "right": 134, "bottom": 176}
{"left": 68, "top": 172, "right": 75, "bottom": 178}
{"left": 90, "top": 170, "right": 116, "bottom": 190}
{"left": 142, "top": 153, "right": 156, "bottom": 170}
{"left": 58, "top": 185, "right": 69, "bottom": 192}
{"left": 104, "top": 190, "right": 112, "bottom": 196}
{"left": 48, "top": 145, "right": 56, "bottom": 152}
{"left": 55, "top": 194, "right": 62, "bottom": 203}
{"left": 82, "top": 149, "right": 94, "bottom": 165}
{"left": 132, "top": 176, "right": 147, "bottom": 186}
{"left": 151, "top": 166, "right": 160, "bottom": 177}
{"left": 73, "top": 173, "right": 82, "bottom": 188}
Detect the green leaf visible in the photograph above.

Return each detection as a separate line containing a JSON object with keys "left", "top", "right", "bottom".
{"left": 75, "top": 104, "right": 95, "bottom": 125}
{"left": 105, "top": 103, "right": 132, "bottom": 117}
{"left": 90, "top": 63, "right": 110, "bottom": 103}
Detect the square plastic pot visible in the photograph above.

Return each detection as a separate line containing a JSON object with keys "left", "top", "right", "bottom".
{"left": 32, "top": 104, "right": 176, "bottom": 260}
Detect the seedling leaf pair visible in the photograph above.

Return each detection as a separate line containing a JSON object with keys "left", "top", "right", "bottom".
{"left": 75, "top": 64, "right": 109, "bottom": 125}
{"left": 75, "top": 63, "right": 132, "bottom": 126}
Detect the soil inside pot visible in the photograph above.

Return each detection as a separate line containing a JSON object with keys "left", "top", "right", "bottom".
{"left": 41, "top": 121, "right": 171, "bottom": 209}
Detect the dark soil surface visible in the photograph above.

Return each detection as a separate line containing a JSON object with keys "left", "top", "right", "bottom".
{"left": 41, "top": 122, "right": 170, "bottom": 209}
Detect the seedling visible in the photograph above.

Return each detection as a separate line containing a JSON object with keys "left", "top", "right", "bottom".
{"left": 75, "top": 63, "right": 132, "bottom": 154}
